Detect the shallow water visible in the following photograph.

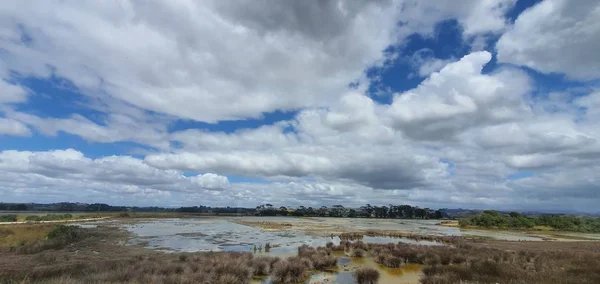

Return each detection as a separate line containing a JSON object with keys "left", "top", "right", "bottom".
{"left": 125, "top": 218, "right": 331, "bottom": 253}
{"left": 115, "top": 216, "right": 600, "bottom": 254}
{"left": 253, "top": 257, "right": 422, "bottom": 284}
{"left": 228, "top": 216, "right": 555, "bottom": 241}
{"left": 123, "top": 218, "right": 442, "bottom": 253}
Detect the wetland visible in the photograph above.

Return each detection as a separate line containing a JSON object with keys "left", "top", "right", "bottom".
{"left": 1, "top": 215, "right": 600, "bottom": 283}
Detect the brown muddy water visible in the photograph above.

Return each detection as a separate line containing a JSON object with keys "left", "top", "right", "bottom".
{"left": 252, "top": 257, "right": 422, "bottom": 284}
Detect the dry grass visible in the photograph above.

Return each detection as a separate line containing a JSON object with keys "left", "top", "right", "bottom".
{"left": 271, "top": 259, "right": 309, "bottom": 283}
{"left": 329, "top": 237, "right": 600, "bottom": 283}
{"left": 340, "top": 239, "right": 600, "bottom": 284}
{"left": 233, "top": 220, "right": 293, "bottom": 230}
{"left": 351, "top": 248, "right": 366, "bottom": 258}
{"left": 0, "top": 224, "right": 56, "bottom": 249}
{"left": 0, "top": 224, "right": 343, "bottom": 284}
{"left": 354, "top": 267, "right": 380, "bottom": 284}
{"left": 438, "top": 221, "right": 459, "bottom": 227}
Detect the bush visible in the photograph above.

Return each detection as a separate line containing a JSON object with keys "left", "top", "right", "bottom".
{"left": 0, "top": 215, "right": 17, "bottom": 222}
{"left": 309, "top": 253, "right": 337, "bottom": 270}
{"left": 118, "top": 212, "right": 131, "bottom": 218}
{"left": 351, "top": 248, "right": 366, "bottom": 257}
{"left": 25, "top": 215, "right": 42, "bottom": 221}
{"left": 47, "top": 225, "right": 80, "bottom": 241}
{"left": 252, "top": 257, "right": 271, "bottom": 276}
{"left": 24, "top": 214, "right": 76, "bottom": 222}
{"left": 354, "top": 267, "right": 380, "bottom": 284}
{"left": 383, "top": 255, "right": 403, "bottom": 268}
{"left": 271, "top": 259, "right": 309, "bottom": 283}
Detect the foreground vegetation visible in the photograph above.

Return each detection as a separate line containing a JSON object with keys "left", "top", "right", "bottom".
{"left": 2, "top": 222, "right": 600, "bottom": 283}
{"left": 459, "top": 210, "right": 600, "bottom": 233}
{"left": 0, "top": 224, "right": 340, "bottom": 283}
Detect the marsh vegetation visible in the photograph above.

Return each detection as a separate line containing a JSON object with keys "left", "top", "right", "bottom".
{"left": 2, "top": 219, "right": 600, "bottom": 284}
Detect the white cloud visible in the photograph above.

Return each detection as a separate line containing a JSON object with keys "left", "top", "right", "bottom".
{"left": 576, "top": 91, "right": 600, "bottom": 119}
{"left": 460, "top": 0, "right": 516, "bottom": 36}
{"left": 387, "top": 51, "right": 531, "bottom": 140}
{"left": 1, "top": 1, "right": 599, "bottom": 211}
{"left": 409, "top": 49, "right": 455, "bottom": 77}
{"left": 0, "top": 0, "right": 523, "bottom": 124}
{"left": 6, "top": 111, "right": 169, "bottom": 149}
{"left": 0, "top": 79, "right": 28, "bottom": 104}
{"left": 2, "top": 50, "right": 595, "bottom": 210}
{"left": 497, "top": 0, "right": 600, "bottom": 80}
{"left": 0, "top": 118, "right": 30, "bottom": 136}
{"left": 0, "top": 0, "right": 406, "bottom": 123}
{"left": 416, "top": 58, "right": 455, "bottom": 77}
{"left": 0, "top": 149, "right": 230, "bottom": 200}
{"left": 397, "top": 0, "right": 516, "bottom": 36}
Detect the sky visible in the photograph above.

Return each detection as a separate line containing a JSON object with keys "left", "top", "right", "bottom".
{"left": 1, "top": 0, "right": 599, "bottom": 212}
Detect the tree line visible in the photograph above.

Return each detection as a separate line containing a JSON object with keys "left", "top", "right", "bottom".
{"left": 253, "top": 204, "right": 447, "bottom": 219}
{"left": 0, "top": 202, "right": 446, "bottom": 219}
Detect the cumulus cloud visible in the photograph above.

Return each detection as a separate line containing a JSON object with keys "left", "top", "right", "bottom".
{"left": 497, "top": 0, "right": 600, "bottom": 80}
{"left": 0, "top": 149, "right": 230, "bottom": 200}
{"left": 387, "top": 51, "right": 531, "bottom": 140}
{"left": 0, "top": 0, "right": 523, "bottom": 123}
{"left": 398, "top": 0, "right": 516, "bottom": 36}
{"left": 408, "top": 49, "right": 455, "bottom": 77}
{"left": 0, "top": 118, "right": 30, "bottom": 136}
{"left": 146, "top": 149, "right": 447, "bottom": 190}
{"left": 1, "top": 1, "right": 599, "bottom": 211}
{"left": 0, "top": 0, "right": 406, "bottom": 122}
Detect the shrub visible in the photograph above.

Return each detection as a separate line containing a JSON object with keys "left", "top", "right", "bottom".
{"left": 353, "top": 241, "right": 369, "bottom": 250}
{"left": 217, "top": 274, "right": 242, "bottom": 284}
{"left": 252, "top": 257, "right": 271, "bottom": 276}
{"left": 451, "top": 254, "right": 467, "bottom": 264}
{"left": 271, "top": 259, "right": 309, "bottom": 283}
{"left": 297, "top": 244, "right": 315, "bottom": 258}
{"left": 351, "top": 248, "right": 366, "bottom": 258}
{"left": 118, "top": 212, "right": 131, "bottom": 218}
{"left": 354, "top": 267, "right": 380, "bottom": 284}
{"left": 26, "top": 215, "right": 42, "bottom": 221}
{"left": 24, "top": 214, "right": 75, "bottom": 222}
{"left": 383, "top": 256, "right": 403, "bottom": 268}
{"left": 374, "top": 253, "right": 402, "bottom": 268}
{"left": 309, "top": 253, "right": 337, "bottom": 270}
{"left": 0, "top": 215, "right": 17, "bottom": 222}
{"left": 331, "top": 245, "right": 345, "bottom": 251}
{"left": 47, "top": 225, "right": 79, "bottom": 241}
{"left": 212, "top": 258, "right": 252, "bottom": 281}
